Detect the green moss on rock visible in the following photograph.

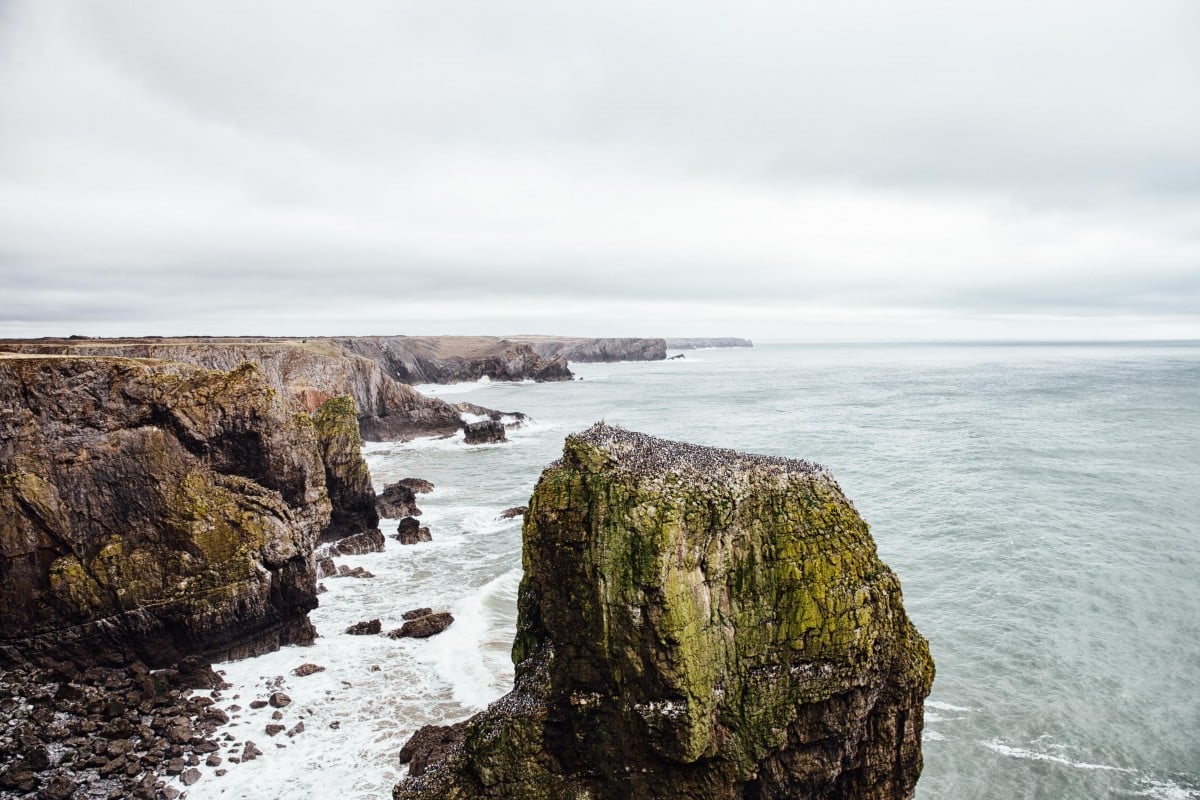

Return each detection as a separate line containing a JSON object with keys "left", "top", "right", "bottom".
{"left": 397, "top": 424, "right": 933, "bottom": 800}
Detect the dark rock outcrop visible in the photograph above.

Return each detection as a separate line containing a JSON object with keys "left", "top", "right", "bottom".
{"left": 395, "top": 517, "right": 432, "bottom": 545}
{"left": 398, "top": 478, "right": 435, "bottom": 494}
{"left": 388, "top": 612, "right": 454, "bottom": 640}
{"left": 327, "top": 528, "right": 386, "bottom": 556}
{"left": 0, "top": 356, "right": 330, "bottom": 667}
{"left": 377, "top": 481, "right": 421, "bottom": 519}
{"left": 345, "top": 620, "right": 381, "bottom": 636}
{"left": 395, "top": 423, "right": 934, "bottom": 800}
{"left": 498, "top": 506, "right": 527, "bottom": 520}
{"left": 463, "top": 420, "right": 506, "bottom": 445}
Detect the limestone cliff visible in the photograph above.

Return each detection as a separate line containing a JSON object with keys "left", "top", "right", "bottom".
{"left": 506, "top": 336, "right": 667, "bottom": 363}
{"left": 396, "top": 424, "right": 933, "bottom": 800}
{"left": 0, "top": 355, "right": 333, "bottom": 667}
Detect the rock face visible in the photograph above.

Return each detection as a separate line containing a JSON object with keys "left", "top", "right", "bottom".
{"left": 331, "top": 336, "right": 572, "bottom": 384}
{"left": 395, "top": 423, "right": 933, "bottom": 800}
{"left": 311, "top": 396, "right": 381, "bottom": 547}
{"left": 507, "top": 336, "right": 667, "bottom": 363}
{"left": 0, "top": 356, "right": 330, "bottom": 667}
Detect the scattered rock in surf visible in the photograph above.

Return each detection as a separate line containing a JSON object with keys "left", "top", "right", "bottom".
{"left": 240, "top": 742, "right": 262, "bottom": 762}
{"left": 292, "top": 663, "right": 326, "bottom": 677}
{"left": 249, "top": 700, "right": 268, "bottom": 710}
{"left": 336, "top": 564, "right": 375, "bottom": 579}
{"left": 395, "top": 516, "right": 433, "bottom": 544}
{"left": 389, "top": 612, "right": 454, "bottom": 639}
{"left": 345, "top": 619, "right": 382, "bottom": 636}
{"left": 399, "top": 477, "right": 434, "bottom": 494}
{"left": 317, "top": 557, "right": 337, "bottom": 578}
{"left": 328, "top": 528, "right": 386, "bottom": 556}
{"left": 377, "top": 481, "right": 422, "bottom": 518}
{"left": 499, "top": 506, "right": 527, "bottom": 520}
{"left": 265, "top": 724, "right": 285, "bottom": 737}
{"left": 402, "top": 607, "right": 433, "bottom": 620}
{"left": 464, "top": 419, "right": 506, "bottom": 444}
{"left": 287, "top": 722, "right": 305, "bottom": 737}
{"left": 268, "top": 692, "right": 292, "bottom": 708}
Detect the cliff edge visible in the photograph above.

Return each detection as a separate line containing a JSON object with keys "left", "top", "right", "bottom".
{"left": 0, "top": 356, "right": 374, "bottom": 667}
{"left": 396, "top": 423, "right": 933, "bottom": 800}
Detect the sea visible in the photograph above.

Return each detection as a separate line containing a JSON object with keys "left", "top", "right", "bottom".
{"left": 185, "top": 342, "right": 1200, "bottom": 800}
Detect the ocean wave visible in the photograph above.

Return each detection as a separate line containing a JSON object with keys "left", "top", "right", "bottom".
{"left": 981, "top": 739, "right": 1137, "bottom": 773}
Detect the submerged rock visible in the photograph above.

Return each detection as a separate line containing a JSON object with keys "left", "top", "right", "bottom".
{"left": 395, "top": 423, "right": 933, "bottom": 800}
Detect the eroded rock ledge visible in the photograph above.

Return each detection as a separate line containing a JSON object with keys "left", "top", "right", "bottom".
{"left": 0, "top": 355, "right": 377, "bottom": 668}
{"left": 396, "top": 423, "right": 933, "bottom": 800}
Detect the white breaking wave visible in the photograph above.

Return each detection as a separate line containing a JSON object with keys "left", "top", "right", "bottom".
{"left": 981, "top": 739, "right": 1137, "bottom": 773}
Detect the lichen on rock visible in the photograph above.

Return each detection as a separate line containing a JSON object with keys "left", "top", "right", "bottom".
{"left": 0, "top": 356, "right": 333, "bottom": 667}
{"left": 395, "top": 423, "right": 934, "bottom": 800}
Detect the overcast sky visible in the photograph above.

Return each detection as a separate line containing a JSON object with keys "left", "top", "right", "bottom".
{"left": 1, "top": 1, "right": 1198, "bottom": 340}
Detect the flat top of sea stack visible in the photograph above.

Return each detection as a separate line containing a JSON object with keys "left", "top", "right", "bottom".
{"left": 567, "top": 422, "right": 829, "bottom": 484}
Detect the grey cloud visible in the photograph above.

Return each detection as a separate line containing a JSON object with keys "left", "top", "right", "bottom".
{"left": 0, "top": 0, "right": 1198, "bottom": 339}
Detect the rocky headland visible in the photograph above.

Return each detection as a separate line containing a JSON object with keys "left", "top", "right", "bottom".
{"left": 0, "top": 338, "right": 548, "bottom": 442}
{"left": 395, "top": 423, "right": 933, "bottom": 800}
{"left": 664, "top": 337, "right": 754, "bottom": 349}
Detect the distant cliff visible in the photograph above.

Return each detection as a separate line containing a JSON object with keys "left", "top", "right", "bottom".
{"left": 330, "top": 336, "right": 572, "bottom": 384}
{"left": 396, "top": 424, "right": 933, "bottom": 800}
{"left": 506, "top": 336, "right": 667, "bottom": 363}
{"left": 0, "top": 356, "right": 382, "bottom": 667}
{"left": 0, "top": 340, "right": 482, "bottom": 441}
{"left": 664, "top": 337, "right": 753, "bottom": 349}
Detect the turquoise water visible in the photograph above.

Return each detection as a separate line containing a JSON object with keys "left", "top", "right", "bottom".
{"left": 192, "top": 342, "right": 1200, "bottom": 799}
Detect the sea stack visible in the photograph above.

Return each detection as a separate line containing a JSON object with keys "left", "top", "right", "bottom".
{"left": 395, "top": 423, "right": 934, "bottom": 800}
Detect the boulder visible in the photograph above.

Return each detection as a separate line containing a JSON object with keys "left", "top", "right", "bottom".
{"left": 328, "top": 528, "right": 385, "bottom": 556}
{"left": 498, "top": 506, "right": 526, "bottom": 520}
{"left": 393, "top": 423, "right": 934, "bottom": 800}
{"left": 388, "top": 612, "right": 454, "bottom": 640}
{"left": 395, "top": 517, "right": 432, "bottom": 545}
{"left": 401, "top": 608, "right": 433, "bottom": 621}
{"left": 291, "top": 663, "right": 325, "bottom": 677}
{"left": 377, "top": 482, "right": 421, "bottom": 519}
{"left": 398, "top": 478, "right": 434, "bottom": 494}
{"left": 463, "top": 420, "right": 506, "bottom": 445}
{"left": 345, "top": 620, "right": 381, "bottom": 636}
